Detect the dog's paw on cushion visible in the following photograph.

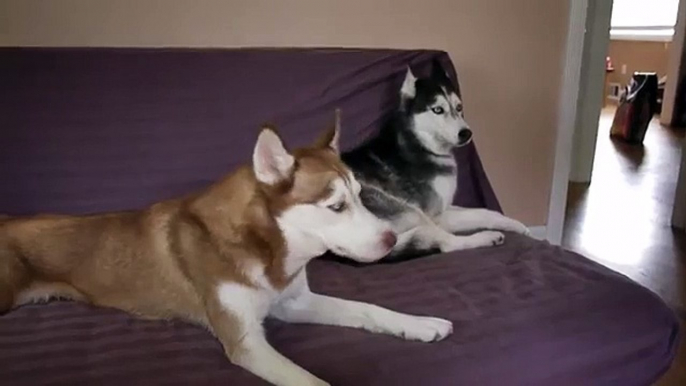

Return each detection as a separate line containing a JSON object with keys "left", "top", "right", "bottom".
{"left": 440, "top": 231, "right": 505, "bottom": 252}
{"left": 394, "top": 316, "right": 454, "bottom": 342}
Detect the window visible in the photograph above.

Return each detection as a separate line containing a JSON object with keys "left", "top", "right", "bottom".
{"left": 610, "top": 0, "right": 680, "bottom": 41}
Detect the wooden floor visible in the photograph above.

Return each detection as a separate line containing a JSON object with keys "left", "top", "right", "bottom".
{"left": 562, "top": 107, "right": 685, "bottom": 385}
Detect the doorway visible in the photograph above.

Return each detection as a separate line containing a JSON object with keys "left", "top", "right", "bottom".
{"left": 565, "top": 0, "right": 685, "bottom": 281}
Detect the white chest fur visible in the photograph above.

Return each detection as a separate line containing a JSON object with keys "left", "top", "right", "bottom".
{"left": 217, "top": 282, "right": 274, "bottom": 324}
{"left": 431, "top": 174, "right": 457, "bottom": 211}
{"left": 430, "top": 157, "right": 458, "bottom": 213}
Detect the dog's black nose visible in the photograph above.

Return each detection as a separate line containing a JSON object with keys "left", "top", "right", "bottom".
{"left": 458, "top": 129, "right": 472, "bottom": 144}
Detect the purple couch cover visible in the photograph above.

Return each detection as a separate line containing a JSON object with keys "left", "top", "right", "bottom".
{"left": 0, "top": 48, "right": 679, "bottom": 385}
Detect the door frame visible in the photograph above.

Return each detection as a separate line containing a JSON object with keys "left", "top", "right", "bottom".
{"left": 668, "top": 0, "right": 686, "bottom": 230}
{"left": 568, "top": 0, "right": 614, "bottom": 184}
{"left": 544, "top": 0, "right": 589, "bottom": 244}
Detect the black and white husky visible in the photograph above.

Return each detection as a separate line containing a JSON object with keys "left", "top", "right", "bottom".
{"left": 341, "top": 61, "right": 530, "bottom": 261}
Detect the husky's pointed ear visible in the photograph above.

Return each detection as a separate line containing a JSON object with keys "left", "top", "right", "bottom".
{"left": 253, "top": 126, "right": 294, "bottom": 185}
{"left": 400, "top": 67, "right": 417, "bottom": 99}
{"left": 315, "top": 109, "right": 341, "bottom": 153}
{"left": 431, "top": 60, "right": 451, "bottom": 85}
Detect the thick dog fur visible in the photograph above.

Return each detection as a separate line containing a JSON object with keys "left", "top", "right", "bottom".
{"left": 342, "top": 61, "right": 530, "bottom": 261}
{"left": 0, "top": 117, "right": 452, "bottom": 386}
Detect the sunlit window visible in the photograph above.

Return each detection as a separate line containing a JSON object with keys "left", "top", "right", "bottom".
{"left": 610, "top": 0, "right": 679, "bottom": 41}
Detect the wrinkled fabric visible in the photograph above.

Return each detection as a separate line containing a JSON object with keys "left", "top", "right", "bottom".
{"left": 0, "top": 47, "right": 498, "bottom": 216}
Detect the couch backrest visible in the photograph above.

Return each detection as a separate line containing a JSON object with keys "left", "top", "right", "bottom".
{"left": 0, "top": 47, "right": 500, "bottom": 215}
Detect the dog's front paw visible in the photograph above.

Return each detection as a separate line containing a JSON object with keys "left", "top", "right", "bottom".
{"left": 472, "top": 230, "right": 505, "bottom": 247}
{"left": 439, "top": 231, "right": 505, "bottom": 252}
{"left": 397, "top": 316, "right": 453, "bottom": 342}
{"left": 492, "top": 217, "right": 529, "bottom": 235}
{"left": 506, "top": 219, "right": 530, "bottom": 235}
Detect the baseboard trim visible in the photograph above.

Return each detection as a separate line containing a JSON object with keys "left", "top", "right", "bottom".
{"left": 528, "top": 226, "right": 548, "bottom": 241}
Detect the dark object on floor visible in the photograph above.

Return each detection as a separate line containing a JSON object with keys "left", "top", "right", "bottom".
{"left": 0, "top": 48, "right": 680, "bottom": 386}
{"left": 611, "top": 72, "right": 659, "bottom": 144}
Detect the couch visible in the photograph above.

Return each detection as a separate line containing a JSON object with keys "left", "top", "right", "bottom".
{"left": 0, "top": 47, "right": 679, "bottom": 386}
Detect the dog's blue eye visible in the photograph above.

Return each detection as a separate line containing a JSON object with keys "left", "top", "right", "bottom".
{"left": 431, "top": 106, "right": 444, "bottom": 115}
{"left": 328, "top": 202, "right": 346, "bottom": 212}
